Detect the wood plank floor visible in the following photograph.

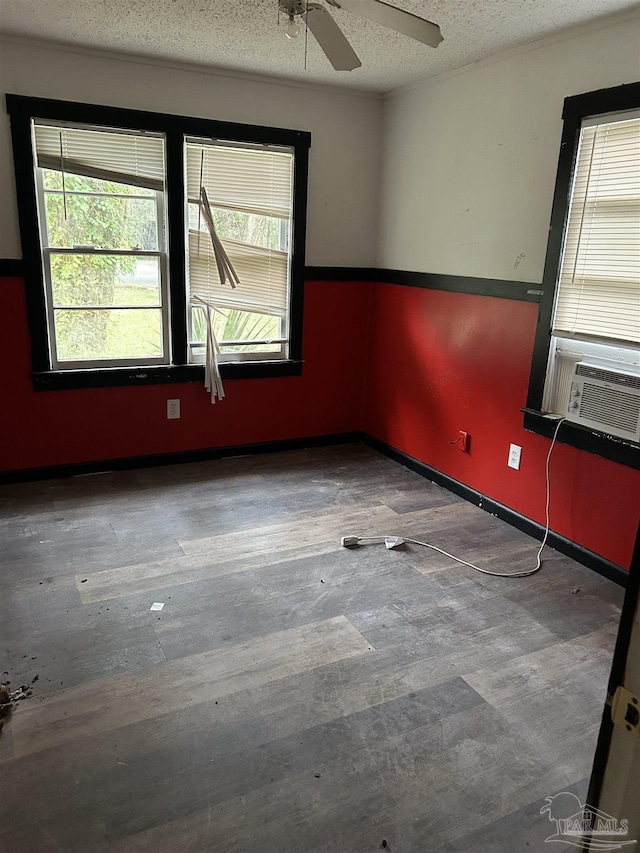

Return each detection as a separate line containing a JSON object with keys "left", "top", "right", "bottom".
{"left": 0, "top": 444, "right": 623, "bottom": 852}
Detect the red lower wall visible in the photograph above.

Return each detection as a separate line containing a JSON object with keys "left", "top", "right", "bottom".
{"left": 362, "top": 282, "right": 639, "bottom": 570}
{"left": 0, "top": 276, "right": 371, "bottom": 471}
{"left": 2, "top": 273, "right": 638, "bottom": 569}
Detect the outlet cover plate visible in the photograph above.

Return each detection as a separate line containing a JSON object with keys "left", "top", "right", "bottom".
{"left": 508, "top": 443, "right": 521, "bottom": 470}
{"left": 167, "top": 399, "right": 180, "bottom": 419}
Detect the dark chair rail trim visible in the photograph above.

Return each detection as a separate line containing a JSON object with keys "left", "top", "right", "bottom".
{"left": 3, "top": 260, "right": 540, "bottom": 302}
{"left": 304, "top": 266, "right": 541, "bottom": 302}
{"left": 0, "top": 259, "right": 24, "bottom": 276}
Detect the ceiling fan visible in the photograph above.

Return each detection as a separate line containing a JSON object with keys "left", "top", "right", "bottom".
{"left": 279, "top": 0, "right": 443, "bottom": 71}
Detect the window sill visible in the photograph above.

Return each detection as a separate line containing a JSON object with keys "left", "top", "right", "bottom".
{"left": 522, "top": 408, "right": 639, "bottom": 469}
{"left": 32, "top": 359, "right": 303, "bottom": 391}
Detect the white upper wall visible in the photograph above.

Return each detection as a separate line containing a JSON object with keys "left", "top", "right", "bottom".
{"left": 377, "top": 13, "right": 640, "bottom": 283}
{"left": 0, "top": 39, "right": 382, "bottom": 265}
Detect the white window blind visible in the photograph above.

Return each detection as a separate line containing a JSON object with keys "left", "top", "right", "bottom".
{"left": 185, "top": 141, "right": 293, "bottom": 218}
{"left": 188, "top": 232, "right": 288, "bottom": 316}
{"left": 186, "top": 139, "right": 293, "bottom": 317}
{"left": 553, "top": 111, "right": 640, "bottom": 345}
{"left": 33, "top": 122, "right": 165, "bottom": 191}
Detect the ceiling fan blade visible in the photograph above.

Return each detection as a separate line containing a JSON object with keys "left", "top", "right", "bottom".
{"left": 305, "top": 3, "right": 362, "bottom": 71}
{"left": 330, "top": 0, "right": 443, "bottom": 48}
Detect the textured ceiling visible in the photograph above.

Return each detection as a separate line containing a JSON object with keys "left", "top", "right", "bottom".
{"left": 0, "top": 0, "right": 637, "bottom": 92}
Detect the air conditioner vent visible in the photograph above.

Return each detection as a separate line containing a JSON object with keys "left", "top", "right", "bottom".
{"left": 567, "top": 361, "right": 640, "bottom": 443}
{"left": 581, "top": 383, "right": 640, "bottom": 435}
{"left": 575, "top": 363, "right": 640, "bottom": 389}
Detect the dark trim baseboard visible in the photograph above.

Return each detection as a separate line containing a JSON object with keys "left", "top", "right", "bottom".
{"left": 0, "top": 259, "right": 24, "bottom": 276}
{"left": 1, "top": 428, "right": 627, "bottom": 584}
{"left": 0, "top": 432, "right": 363, "bottom": 484}
{"left": 362, "top": 434, "right": 629, "bottom": 587}
{"left": 304, "top": 266, "right": 542, "bottom": 302}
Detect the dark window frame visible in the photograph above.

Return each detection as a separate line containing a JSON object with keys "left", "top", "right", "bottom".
{"left": 6, "top": 95, "right": 311, "bottom": 391}
{"left": 524, "top": 82, "right": 640, "bottom": 470}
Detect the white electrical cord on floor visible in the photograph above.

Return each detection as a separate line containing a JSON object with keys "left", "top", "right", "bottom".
{"left": 342, "top": 418, "right": 566, "bottom": 579}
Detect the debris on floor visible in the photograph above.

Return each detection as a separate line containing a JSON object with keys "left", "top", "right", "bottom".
{"left": 9, "top": 686, "right": 32, "bottom": 702}
{"left": 0, "top": 675, "right": 37, "bottom": 728}
{"left": 572, "top": 587, "right": 581, "bottom": 594}
{"left": 0, "top": 683, "right": 16, "bottom": 733}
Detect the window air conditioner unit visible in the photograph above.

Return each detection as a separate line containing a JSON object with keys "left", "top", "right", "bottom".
{"left": 567, "top": 361, "right": 640, "bottom": 443}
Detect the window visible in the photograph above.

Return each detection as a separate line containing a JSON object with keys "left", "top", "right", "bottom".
{"left": 6, "top": 96, "right": 310, "bottom": 391}
{"left": 542, "top": 111, "right": 640, "bottom": 415}
{"left": 33, "top": 122, "right": 169, "bottom": 369}
{"left": 185, "top": 137, "right": 293, "bottom": 364}
{"left": 525, "top": 82, "right": 640, "bottom": 466}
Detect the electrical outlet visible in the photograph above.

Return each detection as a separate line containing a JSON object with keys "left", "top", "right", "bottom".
{"left": 508, "top": 443, "right": 521, "bottom": 470}
{"left": 167, "top": 399, "right": 180, "bottom": 420}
